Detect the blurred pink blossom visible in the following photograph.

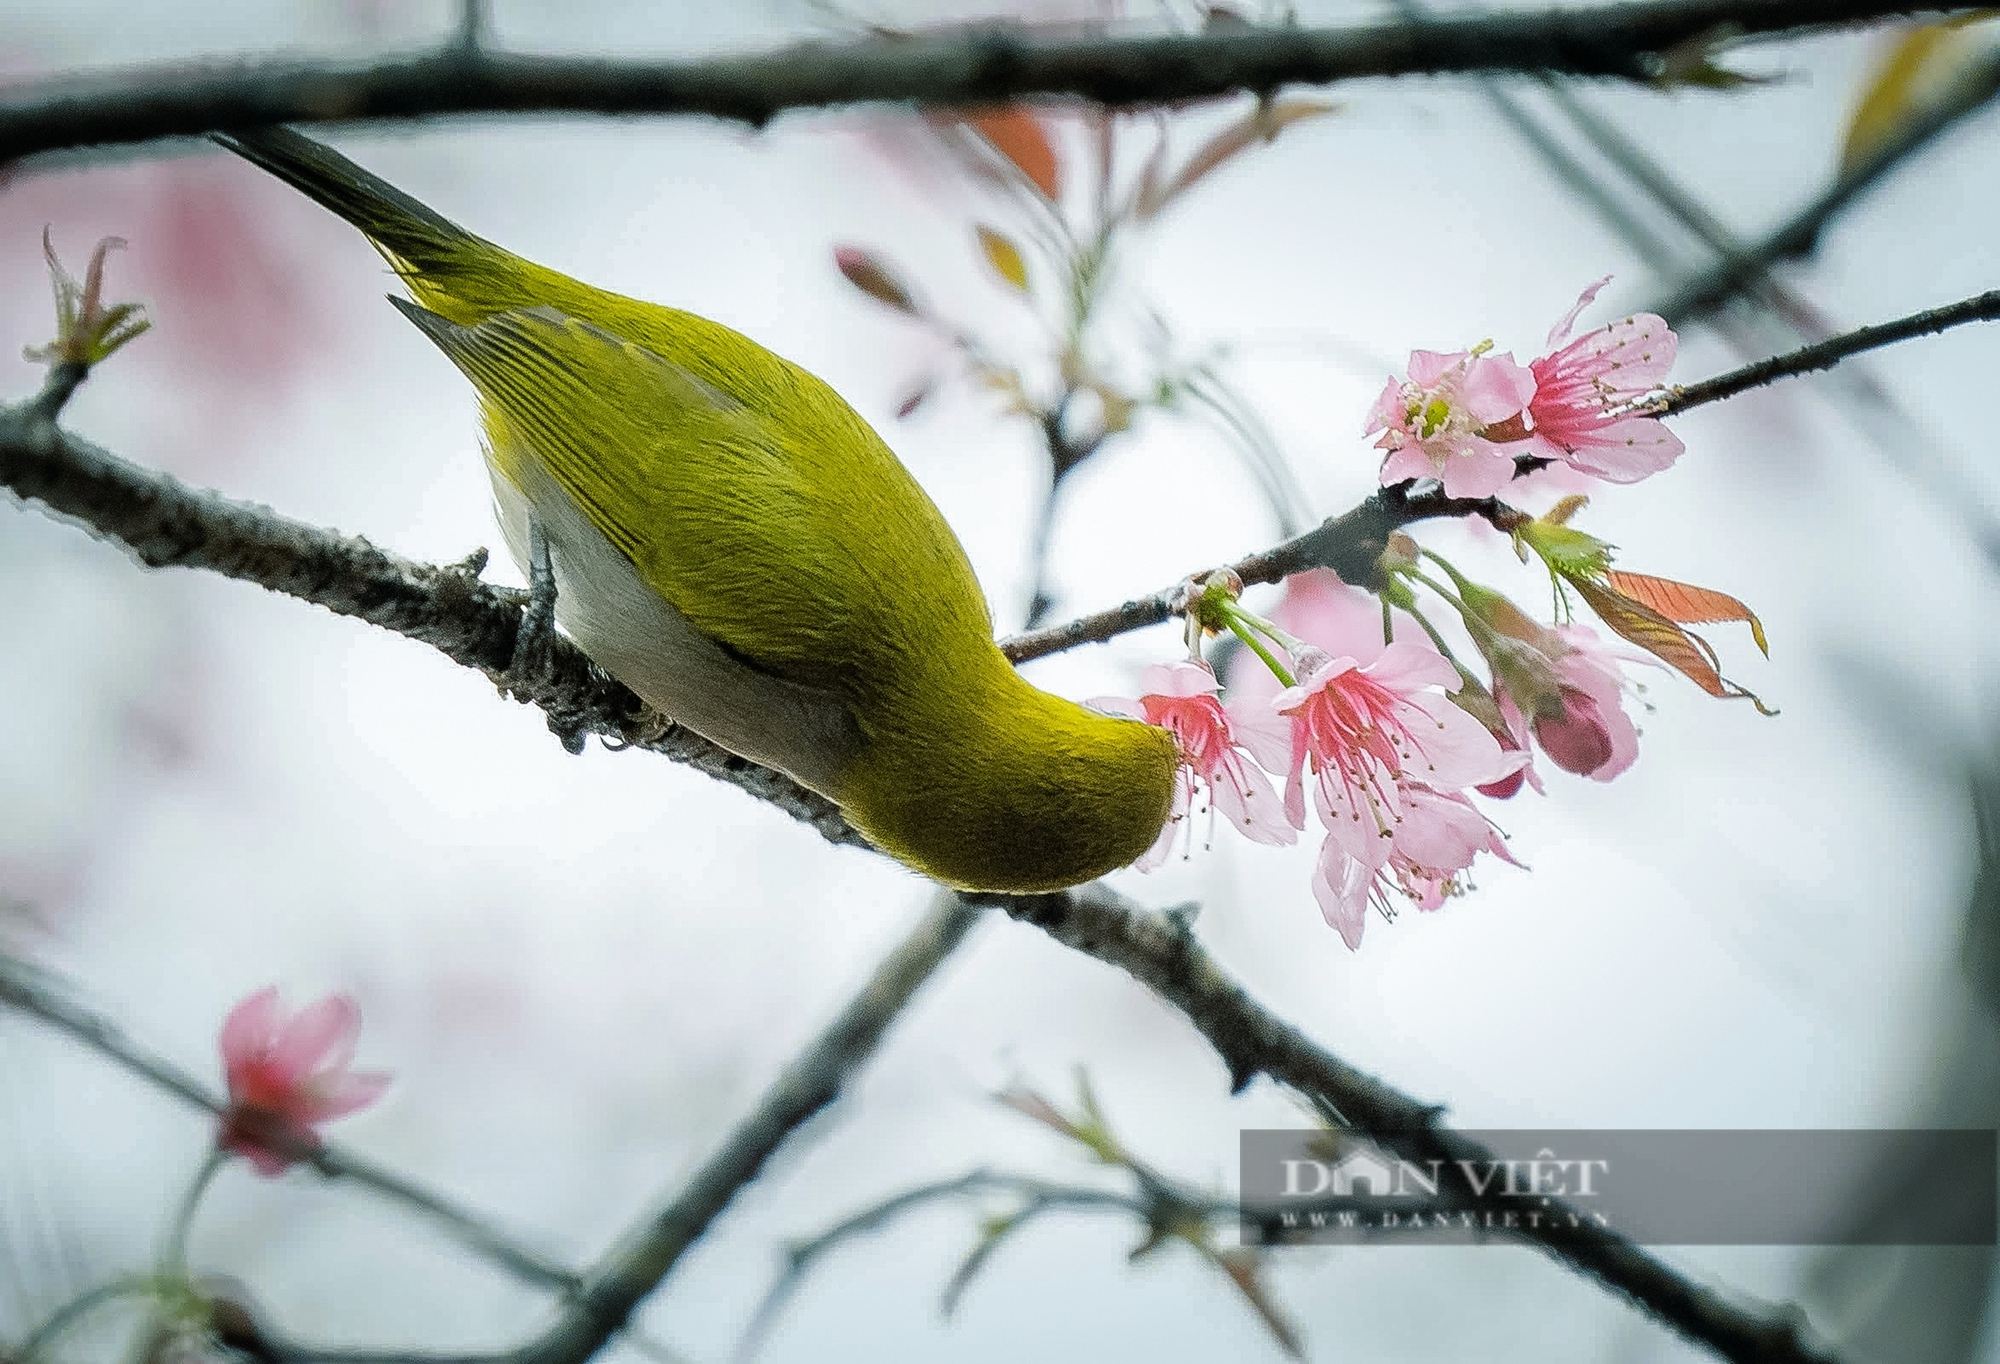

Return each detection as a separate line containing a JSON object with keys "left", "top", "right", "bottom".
{"left": 217, "top": 987, "right": 389, "bottom": 1176}
{"left": 1094, "top": 661, "right": 1293, "bottom": 869}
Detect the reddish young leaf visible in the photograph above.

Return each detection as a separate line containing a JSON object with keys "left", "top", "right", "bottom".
{"left": 1571, "top": 578, "right": 1774, "bottom": 713}
{"left": 1213, "top": 1248, "right": 1307, "bottom": 1360}
{"left": 833, "top": 245, "right": 917, "bottom": 314}
{"left": 966, "top": 107, "right": 1061, "bottom": 200}
{"left": 1602, "top": 570, "right": 1769, "bottom": 656}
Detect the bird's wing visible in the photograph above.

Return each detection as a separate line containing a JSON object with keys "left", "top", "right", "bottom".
{"left": 392, "top": 298, "right": 897, "bottom": 692}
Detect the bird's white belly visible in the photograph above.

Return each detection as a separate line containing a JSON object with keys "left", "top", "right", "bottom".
{"left": 488, "top": 456, "right": 860, "bottom": 798}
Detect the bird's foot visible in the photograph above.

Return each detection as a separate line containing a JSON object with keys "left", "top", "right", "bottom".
{"left": 602, "top": 704, "right": 677, "bottom": 751}
{"left": 496, "top": 517, "right": 588, "bottom": 755}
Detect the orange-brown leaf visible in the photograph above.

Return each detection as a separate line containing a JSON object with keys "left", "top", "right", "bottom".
{"left": 1571, "top": 577, "right": 1720, "bottom": 690}
{"left": 1571, "top": 578, "right": 1774, "bottom": 713}
{"left": 1602, "top": 571, "right": 1769, "bottom": 656}
{"left": 1841, "top": 22, "right": 1978, "bottom": 173}
{"left": 967, "top": 108, "right": 1061, "bottom": 200}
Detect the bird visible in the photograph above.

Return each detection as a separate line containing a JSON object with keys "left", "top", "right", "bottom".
{"left": 212, "top": 126, "right": 1177, "bottom": 894}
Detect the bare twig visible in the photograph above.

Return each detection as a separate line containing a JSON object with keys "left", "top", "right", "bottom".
{"left": 518, "top": 893, "right": 984, "bottom": 1364}
{"left": 736, "top": 1168, "right": 1159, "bottom": 1359}
{"left": 1660, "top": 288, "right": 2000, "bottom": 412}
{"left": 0, "top": 1, "right": 1971, "bottom": 164}
{"left": 1000, "top": 487, "right": 1514, "bottom": 663}
{"left": 0, "top": 954, "right": 582, "bottom": 1294}
{"left": 1652, "top": 41, "right": 2000, "bottom": 326}
{"left": 984, "top": 884, "right": 1839, "bottom": 1364}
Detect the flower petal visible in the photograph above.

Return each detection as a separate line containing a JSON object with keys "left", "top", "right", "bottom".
{"left": 1433, "top": 442, "right": 1518, "bottom": 498}
{"left": 219, "top": 987, "right": 281, "bottom": 1079}
{"left": 1546, "top": 276, "right": 1612, "bottom": 348}
{"left": 269, "top": 994, "right": 362, "bottom": 1085}
{"left": 1560, "top": 416, "right": 1684, "bottom": 482}
{"left": 301, "top": 1070, "right": 392, "bottom": 1123}
{"left": 1460, "top": 354, "right": 1536, "bottom": 425}
{"left": 1312, "top": 838, "right": 1370, "bottom": 951}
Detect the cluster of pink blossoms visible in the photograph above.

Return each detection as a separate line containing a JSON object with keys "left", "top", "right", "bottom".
{"left": 1104, "top": 572, "right": 1656, "bottom": 950}
{"left": 1366, "top": 279, "right": 1683, "bottom": 497}
{"left": 1100, "top": 281, "right": 1713, "bottom": 948}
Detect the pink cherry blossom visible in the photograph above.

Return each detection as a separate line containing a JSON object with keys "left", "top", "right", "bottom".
{"left": 1313, "top": 787, "right": 1514, "bottom": 950}
{"left": 1366, "top": 348, "right": 1537, "bottom": 498}
{"left": 1494, "top": 624, "right": 1642, "bottom": 784}
{"left": 1093, "top": 661, "right": 1294, "bottom": 869}
{"left": 1273, "top": 642, "right": 1523, "bottom": 862}
{"left": 1522, "top": 278, "right": 1683, "bottom": 483}
{"left": 217, "top": 987, "right": 390, "bottom": 1176}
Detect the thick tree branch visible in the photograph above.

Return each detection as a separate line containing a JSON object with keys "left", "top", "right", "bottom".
{"left": 0, "top": 385, "right": 862, "bottom": 850}
{"left": 0, "top": 1, "right": 1971, "bottom": 164}
{"left": 0, "top": 953, "right": 581, "bottom": 1294}
{"left": 985, "top": 885, "right": 1838, "bottom": 1364}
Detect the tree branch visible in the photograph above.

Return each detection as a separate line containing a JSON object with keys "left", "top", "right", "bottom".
{"left": 0, "top": 953, "right": 582, "bottom": 1294}
{"left": 517, "top": 893, "right": 984, "bottom": 1364}
{"left": 999, "top": 488, "right": 1511, "bottom": 663}
{"left": 736, "top": 1168, "right": 1170, "bottom": 1360}
{"left": 0, "top": 1, "right": 1971, "bottom": 164}
{"left": 984, "top": 885, "right": 1838, "bottom": 1364}
{"left": 1660, "top": 287, "right": 2000, "bottom": 413}
{"left": 0, "top": 387, "right": 863, "bottom": 851}
{"left": 1652, "top": 41, "right": 2000, "bottom": 327}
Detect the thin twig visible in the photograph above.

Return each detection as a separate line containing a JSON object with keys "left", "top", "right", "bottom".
{"left": 0, "top": 1, "right": 1970, "bottom": 164}
{"left": 735, "top": 1169, "right": 1158, "bottom": 1360}
{"left": 1000, "top": 487, "right": 1513, "bottom": 663}
{"left": 517, "top": 893, "right": 984, "bottom": 1364}
{"left": 1660, "top": 288, "right": 2000, "bottom": 412}
{"left": 1652, "top": 42, "right": 2000, "bottom": 326}
{"left": 0, "top": 954, "right": 582, "bottom": 1295}
{"left": 984, "top": 884, "right": 1839, "bottom": 1364}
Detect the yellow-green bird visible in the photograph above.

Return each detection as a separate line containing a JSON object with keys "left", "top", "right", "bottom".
{"left": 214, "top": 127, "right": 1175, "bottom": 893}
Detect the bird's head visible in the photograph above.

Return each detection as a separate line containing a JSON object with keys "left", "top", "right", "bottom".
{"left": 837, "top": 660, "right": 1179, "bottom": 894}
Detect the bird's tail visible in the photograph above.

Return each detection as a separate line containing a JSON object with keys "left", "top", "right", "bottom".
{"left": 212, "top": 126, "right": 486, "bottom": 304}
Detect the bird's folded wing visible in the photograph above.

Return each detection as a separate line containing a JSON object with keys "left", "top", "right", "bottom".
{"left": 393, "top": 299, "right": 880, "bottom": 691}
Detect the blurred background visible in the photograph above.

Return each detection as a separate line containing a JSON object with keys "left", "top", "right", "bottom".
{"left": 3, "top": 1, "right": 1999, "bottom": 1360}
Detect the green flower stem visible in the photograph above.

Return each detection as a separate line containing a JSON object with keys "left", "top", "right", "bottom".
{"left": 16, "top": 1275, "right": 160, "bottom": 1364}
{"left": 159, "top": 1149, "right": 227, "bottom": 1282}
{"left": 1417, "top": 547, "right": 1479, "bottom": 596}
{"left": 1224, "top": 614, "right": 1295, "bottom": 689}
{"left": 1404, "top": 567, "right": 1471, "bottom": 618}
